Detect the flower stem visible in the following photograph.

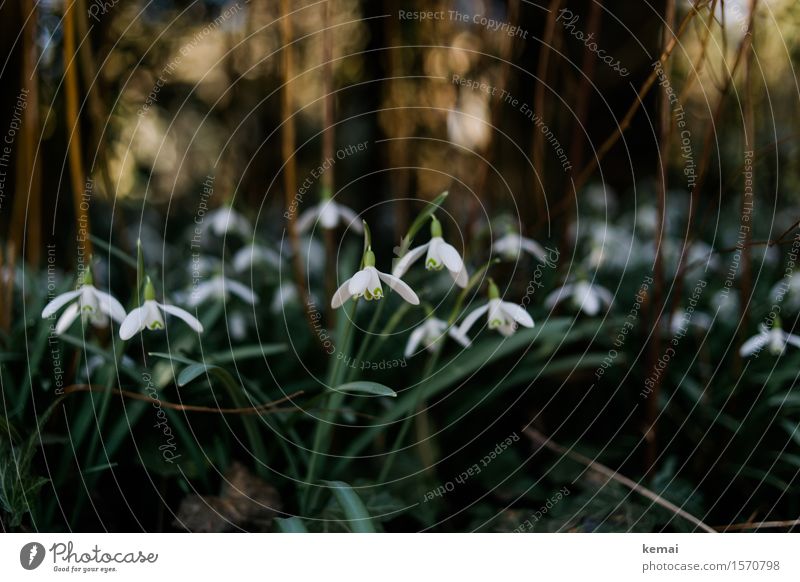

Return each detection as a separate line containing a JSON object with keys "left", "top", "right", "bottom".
{"left": 377, "top": 349, "right": 440, "bottom": 482}
{"left": 302, "top": 299, "right": 358, "bottom": 512}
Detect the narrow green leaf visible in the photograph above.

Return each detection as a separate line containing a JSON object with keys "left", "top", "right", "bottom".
{"left": 275, "top": 517, "right": 308, "bottom": 533}
{"left": 322, "top": 480, "right": 376, "bottom": 533}
{"left": 177, "top": 363, "right": 221, "bottom": 387}
{"left": 335, "top": 381, "right": 396, "bottom": 398}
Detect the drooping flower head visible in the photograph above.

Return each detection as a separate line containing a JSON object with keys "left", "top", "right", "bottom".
{"left": 457, "top": 279, "right": 534, "bottom": 341}
{"left": 120, "top": 277, "right": 203, "bottom": 340}
{"left": 740, "top": 318, "right": 800, "bottom": 357}
{"left": 41, "top": 268, "right": 126, "bottom": 335}
{"left": 392, "top": 215, "right": 468, "bottom": 287}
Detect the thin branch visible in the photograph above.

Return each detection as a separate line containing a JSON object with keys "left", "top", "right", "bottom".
{"left": 714, "top": 519, "right": 800, "bottom": 532}
{"left": 525, "top": 428, "right": 717, "bottom": 533}
{"left": 62, "top": 384, "right": 304, "bottom": 416}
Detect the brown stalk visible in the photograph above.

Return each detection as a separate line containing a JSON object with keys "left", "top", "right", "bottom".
{"left": 63, "top": 0, "right": 93, "bottom": 258}
{"left": 714, "top": 519, "right": 800, "bottom": 532}
{"left": 62, "top": 384, "right": 304, "bottom": 416}
{"left": 280, "top": 0, "right": 321, "bottom": 346}
{"left": 562, "top": 0, "right": 602, "bottom": 251}
{"left": 525, "top": 428, "right": 716, "bottom": 533}
{"left": 9, "top": 0, "right": 43, "bottom": 266}
{"left": 321, "top": 0, "right": 337, "bottom": 326}
{"left": 530, "top": 0, "right": 563, "bottom": 226}
{"left": 467, "top": 0, "right": 521, "bottom": 240}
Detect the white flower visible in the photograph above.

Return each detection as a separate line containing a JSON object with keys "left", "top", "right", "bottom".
{"left": 120, "top": 278, "right": 203, "bottom": 340}
{"left": 404, "top": 317, "right": 470, "bottom": 358}
{"left": 296, "top": 199, "right": 363, "bottom": 233}
{"left": 666, "top": 308, "right": 712, "bottom": 336}
{"left": 188, "top": 275, "right": 258, "bottom": 307}
{"left": 457, "top": 280, "right": 534, "bottom": 339}
{"left": 204, "top": 206, "right": 252, "bottom": 238}
{"left": 41, "top": 274, "right": 126, "bottom": 335}
{"left": 494, "top": 232, "right": 547, "bottom": 262}
{"left": 740, "top": 323, "right": 800, "bottom": 357}
{"left": 392, "top": 216, "right": 468, "bottom": 287}
{"left": 233, "top": 244, "right": 282, "bottom": 272}
{"left": 546, "top": 280, "right": 612, "bottom": 316}
{"left": 331, "top": 250, "right": 419, "bottom": 309}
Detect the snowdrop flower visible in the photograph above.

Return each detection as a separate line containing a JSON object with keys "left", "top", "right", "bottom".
{"left": 770, "top": 272, "right": 800, "bottom": 313}
{"left": 392, "top": 216, "right": 468, "bottom": 287}
{"left": 457, "top": 279, "right": 534, "bottom": 339}
{"left": 41, "top": 270, "right": 126, "bottom": 335}
{"left": 296, "top": 198, "right": 363, "bottom": 233}
{"left": 120, "top": 277, "right": 203, "bottom": 340}
{"left": 494, "top": 232, "right": 547, "bottom": 262}
{"left": 666, "top": 308, "right": 712, "bottom": 336}
{"left": 546, "top": 279, "right": 612, "bottom": 316}
{"left": 204, "top": 205, "right": 252, "bottom": 238}
{"left": 331, "top": 248, "right": 419, "bottom": 309}
{"left": 233, "top": 243, "right": 282, "bottom": 272}
{"left": 188, "top": 275, "right": 258, "bottom": 307}
{"left": 405, "top": 317, "right": 470, "bottom": 358}
{"left": 740, "top": 321, "right": 800, "bottom": 357}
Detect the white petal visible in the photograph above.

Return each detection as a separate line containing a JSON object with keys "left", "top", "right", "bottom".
{"left": 334, "top": 202, "right": 363, "bottom": 232}
{"left": 296, "top": 205, "right": 319, "bottom": 233}
{"left": 377, "top": 271, "right": 419, "bottom": 305}
{"left": 189, "top": 280, "right": 217, "bottom": 306}
{"left": 92, "top": 288, "right": 127, "bottom": 323}
{"left": 448, "top": 325, "right": 472, "bottom": 348}
{"left": 450, "top": 266, "right": 469, "bottom": 288}
{"left": 520, "top": 237, "right": 547, "bottom": 261}
{"left": 55, "top": 303, "right": 81, "bottom": 335}
{"left": 120, "top": 305, "right": 148, "bottom": 340}
{"left": 437, "top": 240, "right": 464, "bottom": 273}
{"left": 493, "top": 234, "right": 517, "bottom": 256}
{"left": 366, "top": 267, "right": 383, "bottom": 300}
{"left": 348, "top": 269, "right": 371, "bottom": 295}
{"left": 319, "top": 201, "right": 339, "bottom": 229}
{"left": 160, "top": 303, "right": 204, "bottom": 333}
{"left": 783, "top": 332, "right": 800, "bottom": 350}
{"left": 581, "top": 289, "right": 601, "bottom": 316}
{"left": 392, "top": 243, "right": 429, "bottom": 278}
{"left": 426, "top": 238, "right": 444, "bottom": 270}
{"left": 458, "top": 303, "right": 491, "bottom": 336}
{"left": 500, "top": 301, "right": 534, "bottom": 328}
{"left": 41, "top": 289, "right": 82, "bottom": 318}
{"left": 404, "top": 326, "right": 428, "bottom": 358}
{"left": 594, "top": 285, "right": 614, "bottom": 306}
{"left": 331, "top": 278, "right": 353, "bottom": 309}
{"left": 545, "top": 284, "right": 573, "bottom": 309}
{"left": 226, "top": 279, "right": 259, "bottom": 305}
{"left": 739, "top": 332, "right": 769, "bottom": 356}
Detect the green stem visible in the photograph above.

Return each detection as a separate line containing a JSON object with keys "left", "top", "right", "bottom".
{"left": 377, "top": 350, "right": 440, "bottom": 482}
{"left": 302, "top": 299, "right": 358, "bottom": 511}
{"left": 344, "top": 300, "right": 385, "bottom": 383}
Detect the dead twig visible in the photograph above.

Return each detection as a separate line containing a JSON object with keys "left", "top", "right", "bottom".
{"left": 525, "top": 428, "right": 716, "bottom": 533}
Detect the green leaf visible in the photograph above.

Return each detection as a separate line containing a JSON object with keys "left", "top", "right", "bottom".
{"left": 148, "top": 351, "right": 199, "bottom": 367}
{"left": 321, "top": 481, "right": 376, "bottom": 533}
{"left": 275, "top": 517, "right": 308, "bottom": 533}
{"left": 335, "top": 381, "right": 396, "bottom": 398}
{"left": 177, "top": 363, "right": 221, "bottom": 387}
{"left": 206, "top": 344, "right": 287, "bottom": 364}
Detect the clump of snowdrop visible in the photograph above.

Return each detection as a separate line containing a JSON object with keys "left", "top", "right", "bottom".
{"left": 297, "top": 197, "right": 363, "bottom": 234}
{"left": 405, "top": 316, "right": 470, "bottom": 358}
{"left": 120, "top": 277, "right": 203, "bottom": 340}
{"left": 494, "top": 231, "right": 547, "bottom": 262}
{"left": 546, "top": 278, "right": 612, "bottom": 316}
{"left": 740, "top": 320, "right": 800, "bottom": 357}
{"left": 457, "top": 279, "right": 534, "bottom": 340}
{"left": 331, "top": 226, "right": 419, "bottom": 309}
{"left": 392, "top": 215, "right": 468, "bottom": 287}
{"left": 41, "top": 269, "right": 126, "bottom": 335}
